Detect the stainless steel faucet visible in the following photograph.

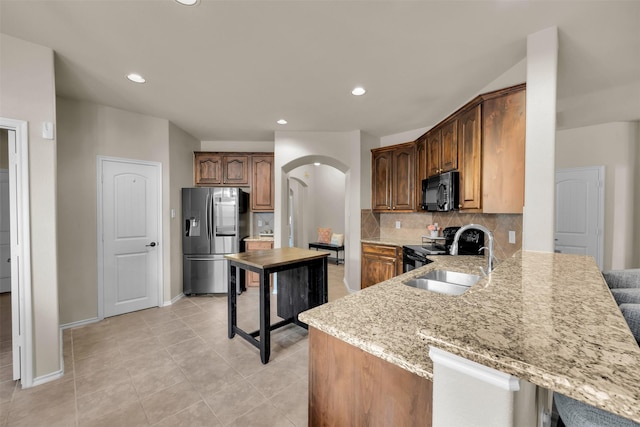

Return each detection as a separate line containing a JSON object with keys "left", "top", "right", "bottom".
{"left": 450, "top": 224, "right": 495, "bottom": 275}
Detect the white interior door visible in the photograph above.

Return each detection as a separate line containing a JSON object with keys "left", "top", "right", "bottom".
{"left": 555, "top": 167, "right": 604, "bottom": 269}
{"left": 100, "top": 158, "right": 161, "bottom": 317}
{"left": 0, "top": 170, "right": 10, "bottom": 293}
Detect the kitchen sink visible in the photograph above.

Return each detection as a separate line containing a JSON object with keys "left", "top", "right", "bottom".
{"left": 404, "top": 270, "right": 481, "bottom": 296}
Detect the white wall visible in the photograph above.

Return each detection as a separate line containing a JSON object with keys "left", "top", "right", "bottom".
{"left": 169, "top": 123, "right": 201, "bottom": 300}
{"left": 275, "top": 131, "right": 362, "bottom": 291}
{"left": 556, "top": 121, "right": 640, "bottom": 270}
{"left": 523, "top": 26, "right": 558, "bottom": 253}
{"left": 360, "top": 131, "right": 379, "bottom": 209}
{"left": 0, "top": 34, "right": 60, "bottom": 379}
{"left": 57, "top": 97, "right": 176, "bottom": 324}
{"left": 289, "top": 164, "right": 346, "bottom": 246}
{"left": 201, "top": 140, "right": 274, "bottom": 152}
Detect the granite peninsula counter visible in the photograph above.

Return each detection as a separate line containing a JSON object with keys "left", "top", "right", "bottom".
{"left": 299, "top": 251, "right": 640, "bottom": 423}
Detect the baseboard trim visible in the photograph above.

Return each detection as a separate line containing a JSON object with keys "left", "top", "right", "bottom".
{"left": 163, "top": 293, "right": 184, "bottom": 306}
{"left": 31, "top": 368, "right": 64, "bottom": 387}
{"left": 60, "top": 317, "right": 100, "bottom": 330}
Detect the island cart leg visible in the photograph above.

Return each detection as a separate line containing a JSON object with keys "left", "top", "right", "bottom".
{"left": 260, "top": 270, "right": 271, "bottom": 364}
{"left": 228, "top": 263, "right": 237, "bottom": 339}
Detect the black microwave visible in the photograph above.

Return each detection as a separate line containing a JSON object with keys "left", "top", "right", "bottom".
{"left": 421, "top": 171, "right": 459, "bottom": 212}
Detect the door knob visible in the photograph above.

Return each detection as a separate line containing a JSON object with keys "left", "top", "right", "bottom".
{"left": 146, "top": 242, "right": 157, "bottom": 247}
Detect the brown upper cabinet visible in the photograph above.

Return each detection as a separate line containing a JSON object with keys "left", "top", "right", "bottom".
{"left": 426, "top": 120, "right": 458, "bottom": 178}
{"left": 410, "top": 83, "right": 526, "bottom": 214}
{"left": 457, "top": 105, "right": 482, "bottom": 210}
{"left": 194, "top": 152, "right": 224, "bottom": 185}
{"left": 194, "top": 152, "right": 275, "bottom": 212}
{"left": 223, "top": 155, "right": 250, "bottom": 185}
{"left": 481, "top": 87, "right": 526, "bottom": 213}
{"left": 371, "top": 142, "right": 415, "bottom": 212}
{"left": 251, "top": 154, "right": 275, "bottom": 212}
{"left": 415, "top": 137, "right": 428, "bottom": 207}
{"left": 195, "top": 152, "right": 249, "bottom": 186}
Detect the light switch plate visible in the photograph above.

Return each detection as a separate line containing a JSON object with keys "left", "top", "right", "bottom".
{"left": 395, "top": 221, "right": 401, "bottom": 229}
{"left": 42, "top": 122, "right": 54, "bottom": 140}
{"left": 509, "top": 230, "right": 516, "bottom": 244}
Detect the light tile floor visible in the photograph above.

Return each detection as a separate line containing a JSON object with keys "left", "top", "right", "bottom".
{"left": 0, "top": 262, "right": 349, "bottom": 427}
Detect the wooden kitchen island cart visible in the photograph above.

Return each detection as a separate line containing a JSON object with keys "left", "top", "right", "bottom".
{"left": 226, "top": 247, "right": 328, "bottom": 364}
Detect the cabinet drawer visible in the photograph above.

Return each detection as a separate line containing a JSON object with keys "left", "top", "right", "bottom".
{"left": 246, "top": 241, "right": 273, "bottom": 250}
{"left": 362, "top": 243, "right": 397, "bottom": 257}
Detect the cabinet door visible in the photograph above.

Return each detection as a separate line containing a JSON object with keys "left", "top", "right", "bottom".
{"left": 194, "top": 153, "right": 222, "bottom": 185}
{"left": 223, "top": 155, "right": 249, "bottom": 185}
{"left": 246, "top": 240, "right": 274, "bottom": 286}
{"left": 392, "top": 145, "right": 415, "bottom": 211}
{"left": 361, "top": 253, "right": 397, "bottom": 289}
{"left": 426, "top": 130, "right": 442, "bottom": 177}
{"left": 415, "top": 138, "right": 427, "bottom": 208}
{"left": 458, "top": 105, "right": 482, "bottom": 210}
{"left": 251, "top": 155, "right": 274, "bottom": 211}
{"left": 482, "top": 89, "right": 526, "bottom": 213}
{"left": 440, "top": 120, "right": 458, "bottom": 172}
{"left": 361, "top": 244, "right": 399, "bottom": 288}
{"left": 371, "top": 150, "right": 392, "bottom": 212}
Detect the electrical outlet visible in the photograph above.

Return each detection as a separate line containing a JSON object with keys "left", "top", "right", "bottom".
{"left": 509, "top": 230, "right": 516, "bottom": 244}
{"left": 396, "top": 221, "right": 401, "bottom": 229}
{"left": 258, "top": 220, "right": 263, "bottom": 226}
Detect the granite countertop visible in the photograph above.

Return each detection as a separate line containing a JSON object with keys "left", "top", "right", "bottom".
{"left": 361, "top": 237, "right": 425, "bottom": 247}
{"left": 244, "top": 235, "right": 275, "bottom": 242}
{"left": 299, "top": 251, "right": 640, "bottom": 423}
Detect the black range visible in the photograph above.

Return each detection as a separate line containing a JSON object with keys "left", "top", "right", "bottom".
{"left": 402, "top": 226, "right": 485, "bottom": 273}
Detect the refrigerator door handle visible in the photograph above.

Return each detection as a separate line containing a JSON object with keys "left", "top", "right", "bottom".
{"left": 206, "top": 192, "right": 212, "bottom": 240}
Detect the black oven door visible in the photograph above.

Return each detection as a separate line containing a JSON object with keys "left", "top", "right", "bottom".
{"left": 402, "top": 248, "right": 431, "bottom": 273}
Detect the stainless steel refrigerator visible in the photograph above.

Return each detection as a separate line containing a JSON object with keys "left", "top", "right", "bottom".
{"left": 182, "top": 187, "right": 249, "bottom": 295}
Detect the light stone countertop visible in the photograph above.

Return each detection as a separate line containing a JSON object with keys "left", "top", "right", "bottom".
{"left": 298, "top": 251, "right": 640, "bottom": 423}
{"left": 243, "top": 236, "right": 275, "bottom": 242}
{"left": 361, "top": 237, "right": 426, "bottom": 247}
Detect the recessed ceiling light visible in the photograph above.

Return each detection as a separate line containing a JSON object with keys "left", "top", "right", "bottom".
{"left": 276, "top": 119, "right": 288, "bottom": 125}
{"left": 313, "top": 162, "right": 321, "bottom": 166}
{"left": 126, "top": 73, "right": 146, "bottom": 83}
{"left": 175, "top": 0, "right": 198, "bottom": 5}
{"left": 351, "top": 86, "right": 366, "bottom": 96}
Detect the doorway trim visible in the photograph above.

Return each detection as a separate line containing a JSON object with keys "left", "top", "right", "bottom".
{"left": 0, "top": 117, "right": 33, "bottom": 387}
{"left": 96, "top": 156, "right": 164, "bottom": 320}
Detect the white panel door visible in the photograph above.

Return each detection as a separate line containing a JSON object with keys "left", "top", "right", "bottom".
{"left": 0, "top": 170, "right": 10, "bottom": 293}
{"left": 555, "top": 167, "right": 604, "bottom": 269}
{"left": 102, "top": 159, "right": 160, "bottom": 317}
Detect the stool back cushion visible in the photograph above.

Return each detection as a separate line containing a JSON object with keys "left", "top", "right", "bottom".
{"left": 619, "top": 303, "right": 640, "bottom": 345}
{"left": 611, "top": 288, "right": 640, "bottom": 306}
{"left": 603, "top": 269, "right": 640, "bottom": 289}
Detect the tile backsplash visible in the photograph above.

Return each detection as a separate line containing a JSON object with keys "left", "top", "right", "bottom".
{"left": 252, "top": 212, "right": 274, "bottom": 236}
{"left": 361, "top": 210, "right": 523, "bottom": 261}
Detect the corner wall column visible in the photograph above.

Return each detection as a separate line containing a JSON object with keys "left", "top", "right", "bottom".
{"left": 522, "top": 26, "right": 558, "bottom": 252}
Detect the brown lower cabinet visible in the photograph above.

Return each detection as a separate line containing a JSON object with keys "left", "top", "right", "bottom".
{"left": 361, "top": 242, "right": 402, "bottom": 289}
{"left": 245, "top": 240, "right": 274, "bottom": 286}
{"left": 308, "top": 327, "right": 433, "bottom": 426}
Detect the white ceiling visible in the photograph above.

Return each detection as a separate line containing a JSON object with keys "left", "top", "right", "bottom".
{"left": 1, "top": 0, "right": 639, "bottom": 142}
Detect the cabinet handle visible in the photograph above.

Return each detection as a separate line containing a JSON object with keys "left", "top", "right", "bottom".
{"left": 459, "top": 204, "right": 462, "bottom": 208}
